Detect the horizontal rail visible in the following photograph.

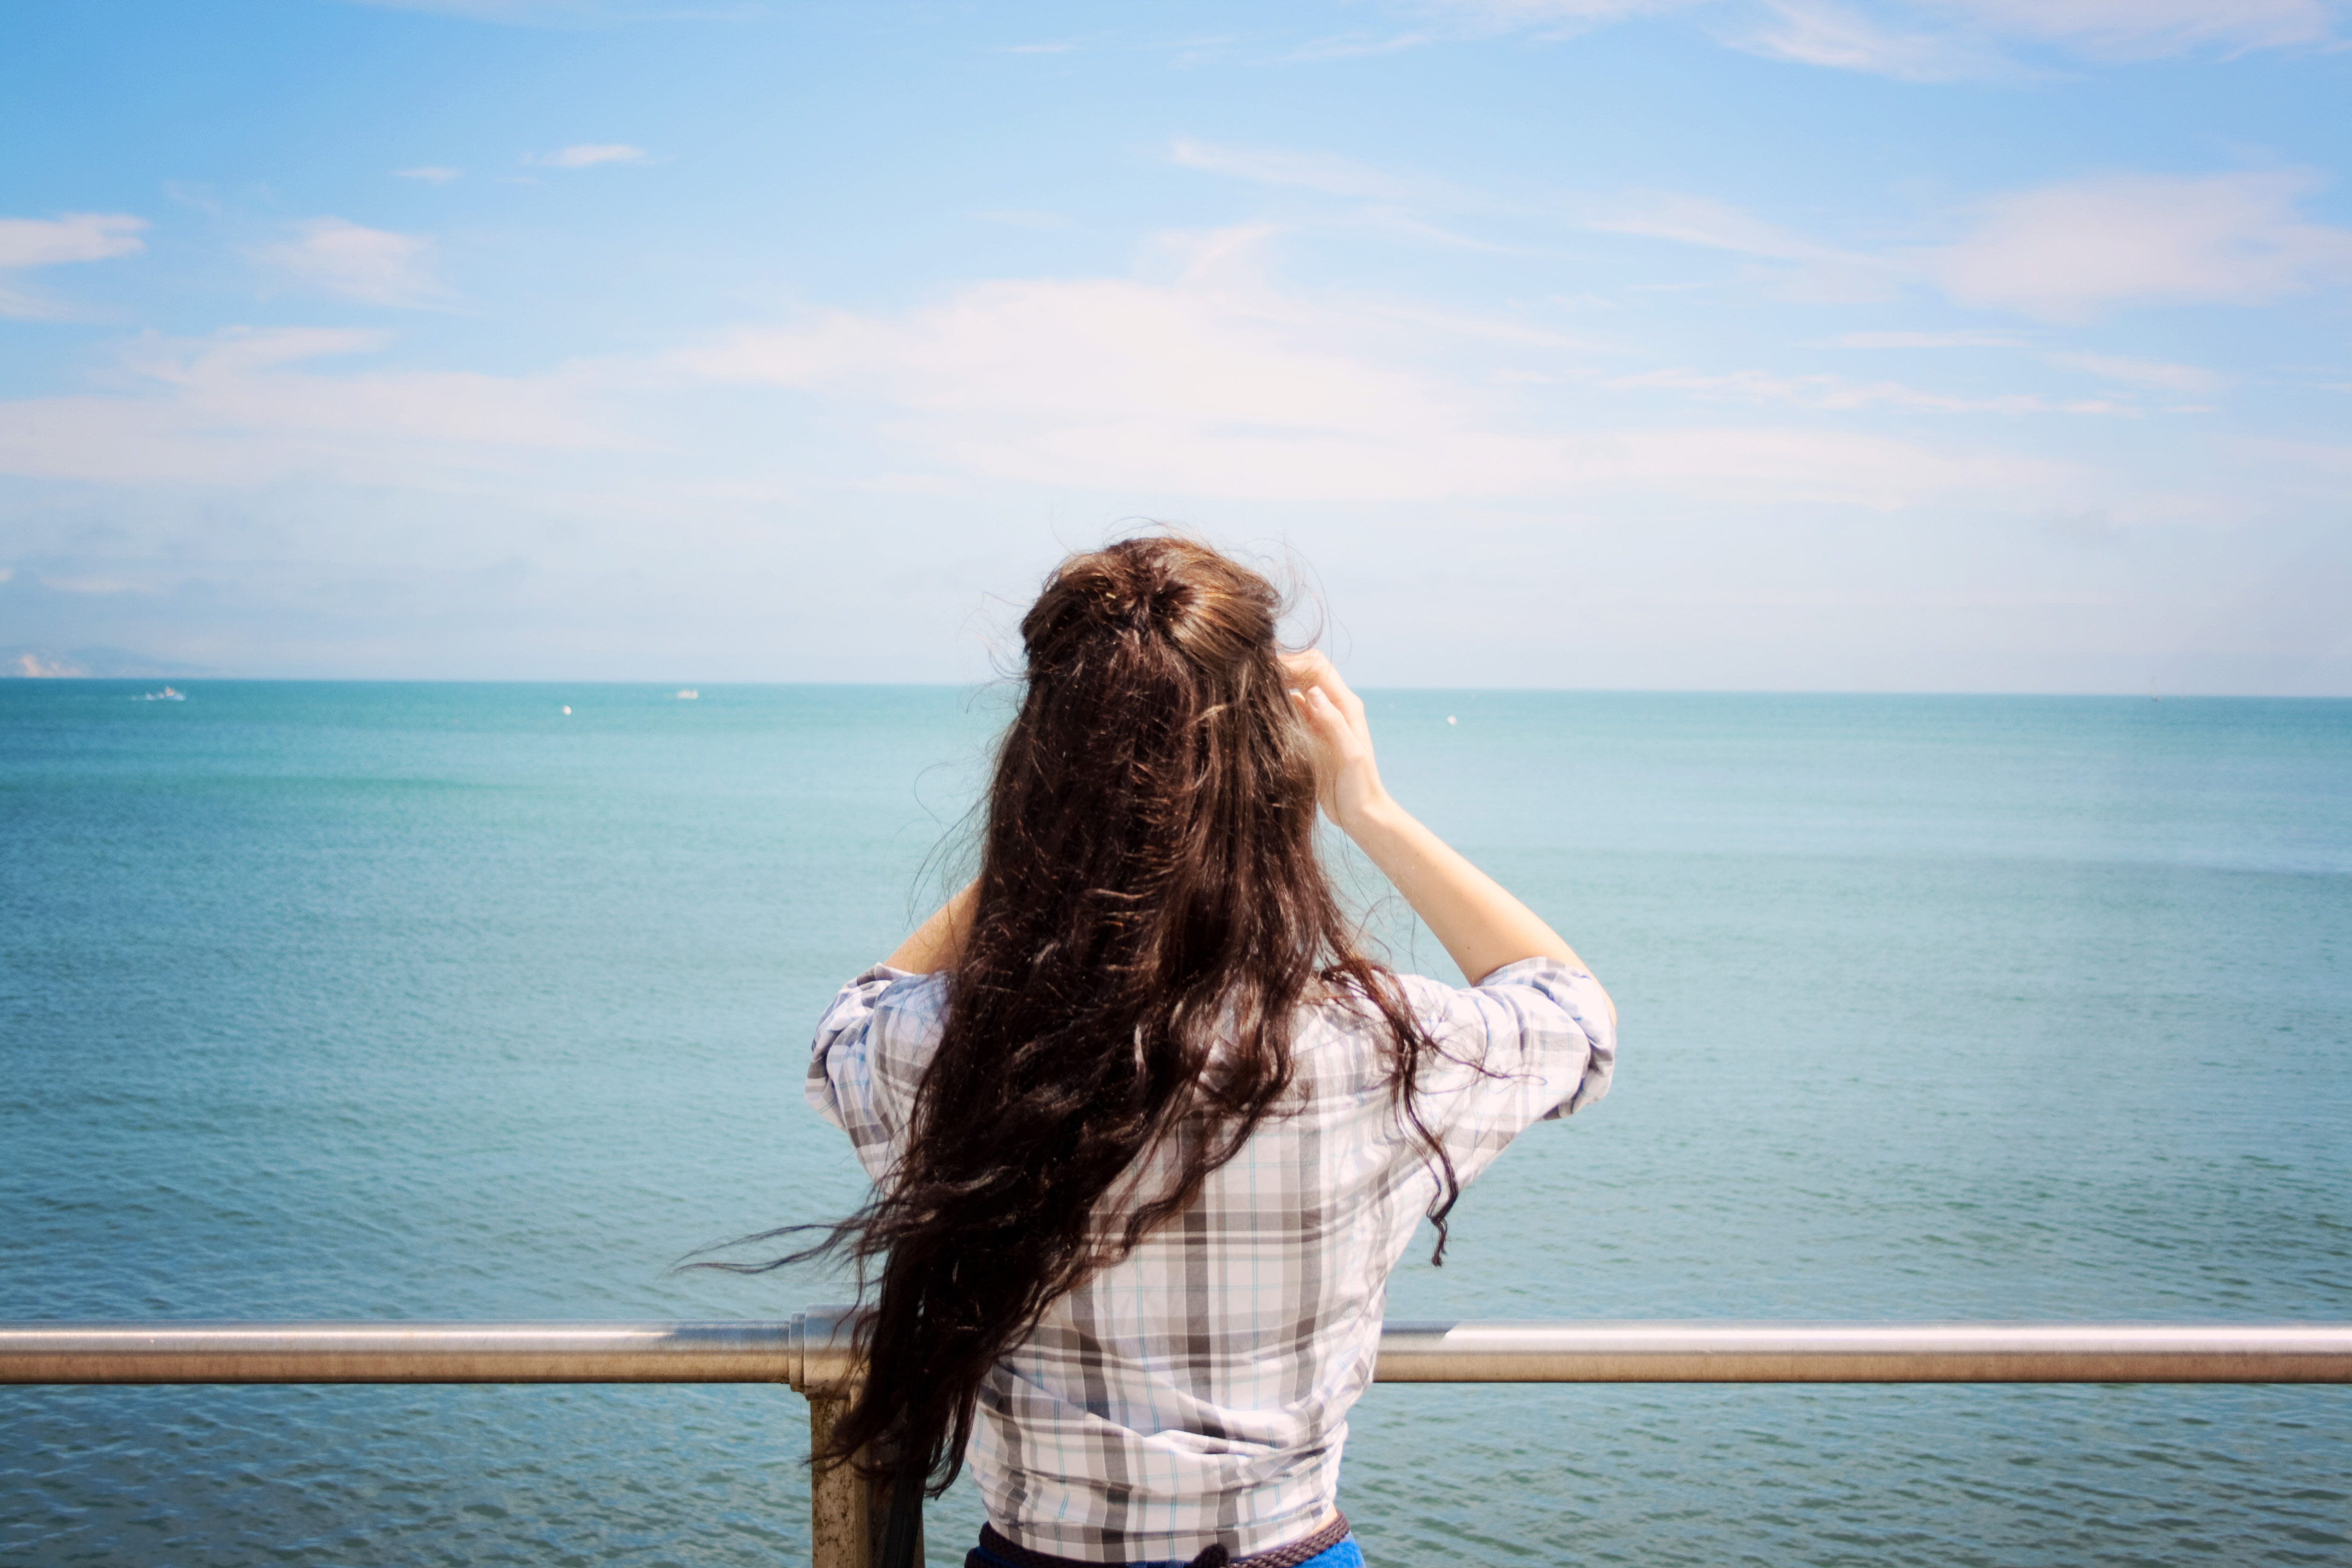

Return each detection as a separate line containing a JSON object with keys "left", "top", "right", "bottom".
{"left": 1373, "top": 1321, "right": 2352, "bottom": 1384}
{"left": 5, "top": 1315, "right": 2350, "bottom": 1388}
{"left": 0, "top": 1314, "right": 835, "bottom": 1390}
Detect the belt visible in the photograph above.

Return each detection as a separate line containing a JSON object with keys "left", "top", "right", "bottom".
{"left": 973, "top": 1511, "right": 1353, "bottom": 1568}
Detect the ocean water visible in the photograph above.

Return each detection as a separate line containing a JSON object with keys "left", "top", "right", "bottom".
{"left": 2, "top": 681, "right": 2346, "bottom": 1567}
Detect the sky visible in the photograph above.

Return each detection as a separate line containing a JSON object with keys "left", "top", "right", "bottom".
{"left": 1, "top": 0, "right": 2348, "bottom": 691}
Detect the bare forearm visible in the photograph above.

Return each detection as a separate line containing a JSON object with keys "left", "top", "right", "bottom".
{"left": 1284, "top": 648, "right": 1608, "bottom": 1008}
{"left": 1342, "top": 794, "right": 1593, "bottom": 987}
{"left": 883, "top": 881, "right": 978, "bottom": 972}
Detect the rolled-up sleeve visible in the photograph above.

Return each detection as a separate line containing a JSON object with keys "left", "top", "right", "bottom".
{"left": 1399, "top": 956, "right": 1616, "bottom": 1187}
{"left": 807, "top": 964, "right": 949, "bottom": 1184}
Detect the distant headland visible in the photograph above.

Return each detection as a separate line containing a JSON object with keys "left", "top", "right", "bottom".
{"left": 2, "top": 646, "right": 222, "bottom": 679}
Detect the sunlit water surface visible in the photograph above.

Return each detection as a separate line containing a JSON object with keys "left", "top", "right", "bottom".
{"left": 3, "top": 682, "right": 2346, "bottom": 1566}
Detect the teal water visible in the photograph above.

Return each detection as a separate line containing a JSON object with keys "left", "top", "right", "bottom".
{"left": 2, "top": 682, "right": 2347, "bottom": 1566}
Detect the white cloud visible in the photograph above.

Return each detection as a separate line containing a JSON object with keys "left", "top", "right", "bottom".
{"left": 0, "top": 212, "right": 148, "bottom": 269}
{"left": 1168, "top": 139, "right": 1409, "bottom": 200}
{"left": 674, "top": 227, "right": 2061, "bottom": 509}
{"left": 256, "top": 218, "right": 440, "bottom": 307}
{"left": 0, "top": 220, "right": 2115, "bottom": 543}
{"left": 0, "top": 327, "right": 612, "bottom": 487}
{"left": 1921, "top": 171, "right": 2352, "bottom": 319}
{"left": 394, "top": 166, "right": 463, "bottom": 183}
{"left": 532, "top": 143, "right": 652, "bottom": 168}
{"left": 0, "top": 212, "right": 147, "bottom": 319}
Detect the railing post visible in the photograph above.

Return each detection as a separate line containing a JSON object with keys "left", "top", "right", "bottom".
{"left": 799, "top": 1307, "right": 922, "bottom": 1568}
{"left": 808, "top": 1394, "right": 869, "bottom": 1568}
{"left": 807, "top": 1397, "right": 924, "bottom": 1568}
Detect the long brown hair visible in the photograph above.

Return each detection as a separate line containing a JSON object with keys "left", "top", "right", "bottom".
{"left": 786, "top": 537, "right": 1460, "bottom": 1494}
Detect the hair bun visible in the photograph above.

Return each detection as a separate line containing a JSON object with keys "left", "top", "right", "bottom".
{"left": 1080, "top": 576, "right": 1180, "bottom": 636}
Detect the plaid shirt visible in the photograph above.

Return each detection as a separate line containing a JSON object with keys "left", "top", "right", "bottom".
{"left": 808, "top": 956, "right": 1615, "bottom": 1563}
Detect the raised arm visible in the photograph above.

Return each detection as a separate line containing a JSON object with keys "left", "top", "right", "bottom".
{"left": 884, "top": 880, "right": 978, "bottom": 973}
{"left": 1284, "top": 652, "right": 1612, "bottom": 1018}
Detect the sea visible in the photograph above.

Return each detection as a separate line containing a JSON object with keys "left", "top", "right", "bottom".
{"left": 2, "top": 681, "right": 2346, "bottom": 1567}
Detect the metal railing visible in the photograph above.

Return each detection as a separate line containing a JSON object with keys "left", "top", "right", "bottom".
{"left": 10, "top": 1315, "right": 2352, "bottom": 1388}
{"left": 8, "top": 1315, "right": 2350, "bottom": 1568}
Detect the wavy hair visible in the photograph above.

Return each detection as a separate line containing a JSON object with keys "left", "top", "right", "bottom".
{"left": 757, "top": 537, "right": 1462, "bottom": 1496}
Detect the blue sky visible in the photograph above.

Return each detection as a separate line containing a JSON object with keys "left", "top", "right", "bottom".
{"left": 2, "top": 0, "right": 2347, "bottom": 690}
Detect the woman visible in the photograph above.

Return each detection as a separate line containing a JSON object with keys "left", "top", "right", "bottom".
{"left": 805, "top": 537, "right": 1616, "bottom": 1567}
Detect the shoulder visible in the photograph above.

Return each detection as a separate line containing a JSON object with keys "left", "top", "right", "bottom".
{"left": 819, "top": 964, "right": 950, "bottom": 1035}
{"left": 811, "top": 964, "right": 953, "bottom": 1089}
{"left": 1311, "top": 958, "right": 1592, "bottom": 1039}
{"left": 1312, "top": 956, "right": 1615, "bottom": 1107}
{"left": 808, "top": 965, "right": 952, "bottom": 1156}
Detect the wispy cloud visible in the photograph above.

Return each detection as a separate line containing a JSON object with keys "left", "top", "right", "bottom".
{"left": 1417, "top": 0, "right": 2339, "bottom": 76}
{"left": 529, "top": 143, "right": 653, "bottom": 168}
{"left": 1834, "top": 330, "right": 2030, "bottom": 348}
{"left": 338, "top": 0, "right": 601, "bottom": 18}
{"left": 1610, "top": 365, "right": 2135, "bottom": 414}
{"left": 1919, "top": 170, "right": 2352, "bottom": 319}
{"left": 1165, "top": 140, "right": 1510, "bottom": 250}
{"left": 37, "top": 574, "right": 152, "bottom": 596}
{"left": 0, "top": 326, "right": 612, "bottom": 488}
{"left": 1728, "top": 0, "right": 2017, "bottom": 81}
{"left": 1587, "top": 192, "right": 1864, "bottom": 264}
{"left": 1935, "top": 0, "right": 2336, "bottom": 59}
{"left": 976, "top": 209, "right": 1077, "bottom": 230}
{"left": 1411, "top": 0, "right": 1701, "bottom": 34}
{"left": 1284, "top": 30, "right": 1446, "bottom": 61}
{"left": 2227, "top": 436, "right": 2352, "bottom": 500}
{"left": 337, "top": 1, "right": 739, "bottom": 24}
{"left": 2044, "top": 351, "right": 2226, "bottom": 393}
{"left": 0, "top": 212, "right": 147, "bottom": 319}
{"left": 393, "top": 166, "right": 463, "bottom": 183}
{"left": 256, "top": 218, "right": 441, "bottom": 307}
{"left": 1594, "top": 169, "right": 2352, "bottom": 321}
{"left": 1168, "top": 139, "right": 1411, "bottom": 200}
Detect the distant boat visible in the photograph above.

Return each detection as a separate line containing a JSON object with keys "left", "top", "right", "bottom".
{"left": 137, "top": 687, "right": 186, "bottom": 702}
{"left": 674, "top": 688, "right": 699, "bottom": 701}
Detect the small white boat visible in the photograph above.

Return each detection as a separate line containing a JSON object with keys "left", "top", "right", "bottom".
{"left": 675, "top": 688, "right": 699, "bottom": 701}
{"left": 138, "top": 686, "right": 186, "bottom": 702}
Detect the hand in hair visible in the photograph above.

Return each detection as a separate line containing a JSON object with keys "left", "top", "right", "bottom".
{"left": 1285, "top": 650, "right": 1612, "bottom": 1014}
{"left": 1279, "top": 650, "right": 1387, "bottom": 833}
